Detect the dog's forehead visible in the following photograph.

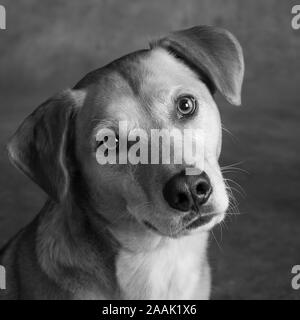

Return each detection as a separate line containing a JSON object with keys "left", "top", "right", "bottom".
{"left": 141, "top": 48, "right": 200, "bottom": 88}
{"left": 105, "top": 49, "right": 200, "bottom": 121}
{"left": 77, "top": 48, "right": 205, "bottom": 131}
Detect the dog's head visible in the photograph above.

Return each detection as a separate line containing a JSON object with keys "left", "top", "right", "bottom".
{"left": 8, "top": 26, "right": 244, "bottom": 238}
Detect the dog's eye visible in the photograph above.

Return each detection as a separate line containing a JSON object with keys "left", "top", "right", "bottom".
{"left": 176, "top": 95, "right": 197, "bottom": 117}
{"left": 95, "top": 135, "right": 119, "bottom": 151}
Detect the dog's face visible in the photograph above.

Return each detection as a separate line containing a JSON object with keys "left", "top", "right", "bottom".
{"left": 8, "top": 26, "right": 244, "bottom": 238}
{"left": 76, "top": 48, "right": 228, "bottom": 237}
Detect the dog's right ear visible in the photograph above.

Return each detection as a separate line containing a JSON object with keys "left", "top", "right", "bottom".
{"left": 7, "top": 89, "right": 85, "bottom": 202}
{"left": 151, "top": 25, "right": 244, "bottom": 105}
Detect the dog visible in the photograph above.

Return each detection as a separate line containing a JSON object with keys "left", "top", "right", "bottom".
{"left": 0, "top": 25, "right": 244, "bottom": 300}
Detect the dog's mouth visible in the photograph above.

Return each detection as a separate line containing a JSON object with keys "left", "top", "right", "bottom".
{"left": 143, "top": 220, "right": 160, "bottom": 232}
{"left": 184, "top": 213, "right": 217, "bottom": 230}
{"left": 143, "top": 212, "right": 218, "bottom": 236}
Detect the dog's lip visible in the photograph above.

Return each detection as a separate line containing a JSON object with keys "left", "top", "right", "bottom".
{"left": 184, "top": 213, "right": 217, "bottom": 230}
{"left": 143, "top": 212, "right": 217, "bottom": 235}
{"left": 143, "top": 220, "right": 160, "bottom": 233}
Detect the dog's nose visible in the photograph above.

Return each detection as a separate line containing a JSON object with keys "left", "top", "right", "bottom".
{"left": 163, "top": 171, "right": 212, "bottom": 212}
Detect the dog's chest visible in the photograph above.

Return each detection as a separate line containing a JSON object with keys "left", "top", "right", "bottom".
{"left": 116, "top": 233, "right": 208, "bottom": 299}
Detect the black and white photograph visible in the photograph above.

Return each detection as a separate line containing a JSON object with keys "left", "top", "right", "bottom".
{"left": 0, "top": 0, "right": 299, "bottom": 303}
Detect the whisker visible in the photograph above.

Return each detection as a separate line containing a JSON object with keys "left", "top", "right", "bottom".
{"left": 222, "top": 167, "right": 249, "bottom": 175}
{"left": 228, "top": 186, "right": 245, "bottom": 198}
{"left": 221, "top": 160, "right": 245, "bottom": 168}
{"left": 211, "top": 230, "right": 223, "bottom": 252}
{"left": 221, "top": 124, "right": 239, "bottom": 143}
{"left": 224, "top": 178, "right": 246, "bottom": 194}
{"left": 221, "top": 160, "right": 249, "bottom": 175}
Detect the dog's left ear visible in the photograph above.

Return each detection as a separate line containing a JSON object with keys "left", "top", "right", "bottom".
{"left": 151, "top": 25, "right": 244, "bottom": 105}
{"left": 7, "top": 89, "right": 85, "bottom": 202}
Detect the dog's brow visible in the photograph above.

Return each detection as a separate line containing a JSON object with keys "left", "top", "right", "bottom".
{"left": 93, "top": 119, "right": 120, "bottom": 135}
{"left": 153, "top": 85, "right": 189, "bottom": 104}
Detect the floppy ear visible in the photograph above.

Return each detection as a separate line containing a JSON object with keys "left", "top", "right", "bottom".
{"left": 151, "top": 25, "right": 244, "bottom": 105}
{"left": 7, "top": 89, "right": 84, "bottom": 202}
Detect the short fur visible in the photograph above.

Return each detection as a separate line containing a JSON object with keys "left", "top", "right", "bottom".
{"left": 0, "top": 26, "right": 244, "bottom": 300}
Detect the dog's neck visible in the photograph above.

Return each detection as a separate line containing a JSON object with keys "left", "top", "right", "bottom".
{"left": 36, "top": 200, "right": 210, "bottom": 299}
{"left": 112, "top": 227, "right": 210, "bottom": 299}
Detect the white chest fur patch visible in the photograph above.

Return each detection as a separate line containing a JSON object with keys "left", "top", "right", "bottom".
{"left": 116, "top": 232, "right": 209, "bottom": 299}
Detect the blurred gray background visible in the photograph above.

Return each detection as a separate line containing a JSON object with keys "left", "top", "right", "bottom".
{"left": 0, "top": 0, "right": 299, "bottom": 299}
